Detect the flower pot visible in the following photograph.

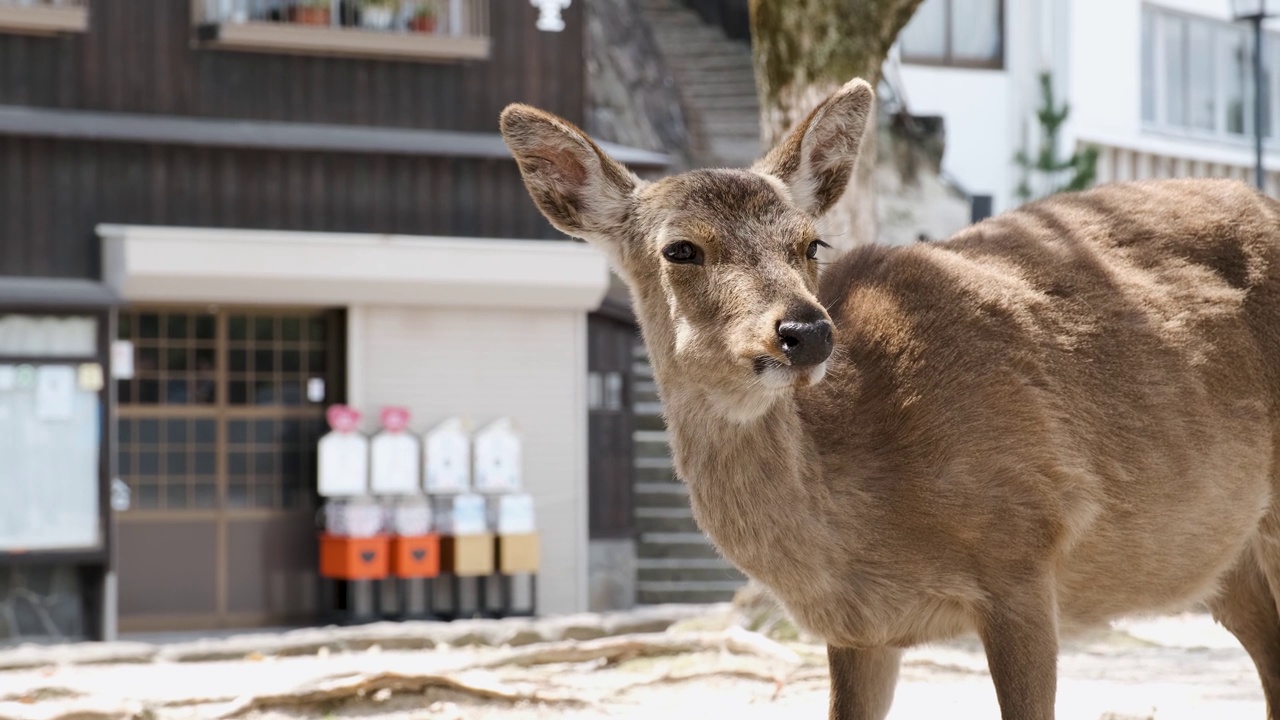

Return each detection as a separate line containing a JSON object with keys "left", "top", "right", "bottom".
{"left": 288, "top": 5, "right": 331, "bottom": 25}
{"left": 409, "top": 15, "right": 437, "bottom": 33}
{"left": 361, "top": 6, "right": 394, "bottom": 29}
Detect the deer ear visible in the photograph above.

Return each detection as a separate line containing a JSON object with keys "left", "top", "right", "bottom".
{"left": 752, "top": 78, "right": 874, "bottom": 217}
{"left": 500, "top": 104, "right": 640, "bottom": 242}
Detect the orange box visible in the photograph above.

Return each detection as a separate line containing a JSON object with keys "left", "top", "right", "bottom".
{"left": 319, "top": 533, "right": 390, "bottom": 580}
{"left": 391, "top": 534, "right": 441, "bottom": 578}
{"left": 496, "top": 533, "right": 540, "bottom": 574}
{"left": 440, "top": 533, "right": 495, "bottom": 577}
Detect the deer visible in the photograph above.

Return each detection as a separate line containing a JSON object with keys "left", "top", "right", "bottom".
{"left": 500, "top": 78, "right": 1280, "bottom": 719}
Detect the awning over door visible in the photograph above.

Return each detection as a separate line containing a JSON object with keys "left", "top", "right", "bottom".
{"left": 98, "top": 225, "right": 611, "bottom": 312}
{"left": 0, "top": 276, "right": 120, "bottom": 308}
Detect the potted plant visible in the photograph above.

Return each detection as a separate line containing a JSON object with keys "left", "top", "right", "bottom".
{"left": 360, "top": 0, "right": 397, "bottom": 29}
{"left": 409, "top": 2, "right": 437, "bottom": 33}
{"left": 288, "top": 0, "right": 331, "bottom": 26}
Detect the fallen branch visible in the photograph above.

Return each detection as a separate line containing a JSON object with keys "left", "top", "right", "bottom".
{"left": 470, "top": 627, "right": 802, "bottom": 670}
{"left": 213, "top": 670, "right": 591, "bottom": 719}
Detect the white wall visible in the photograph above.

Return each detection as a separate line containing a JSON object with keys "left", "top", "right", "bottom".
{"left": 1066, "top": 0, "right": 1144, "bottom": 147}
{"left": 897, "top": 0, "right": 1280, "bottom": 216}
{"left": 898, "top": 65, "right": 1014, "bottom": 212}
{"left": 354, "top": 305, "right": 590, "bottom": 616}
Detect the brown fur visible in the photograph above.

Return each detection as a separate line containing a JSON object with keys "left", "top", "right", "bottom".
{"left": 500, "top": 79, "right": 1280, "bottom": 719}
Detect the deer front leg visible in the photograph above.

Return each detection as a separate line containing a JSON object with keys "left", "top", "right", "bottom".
{"left": 978, "top": 586, "right": 1060, "bottom": 720}
{"left": 827, "top": 645, "right": 901, "bottom": 720}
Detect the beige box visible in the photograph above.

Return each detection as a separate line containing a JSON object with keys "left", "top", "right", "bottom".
{"left": 441, "top": 533, "right": 495, "bottom": 577}
{"left": 496, "top": 533, "right": 540, "bottom": 574}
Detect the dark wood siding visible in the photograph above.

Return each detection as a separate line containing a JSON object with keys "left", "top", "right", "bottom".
{"left": 0, "top": 137, "right": 560, "bottom": 279}
{"left": 587, "top": 313, "right": 637, "bottom": 541}
{"left": 0, "top": 1, "right": 585, "bottom": 129}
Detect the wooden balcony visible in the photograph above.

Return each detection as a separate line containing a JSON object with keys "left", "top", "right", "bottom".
{"left": 195, "top": 0, "right": 489, "bottom": 62}
{"left": 0, "top": 0, "right": 88, "bottom": 36}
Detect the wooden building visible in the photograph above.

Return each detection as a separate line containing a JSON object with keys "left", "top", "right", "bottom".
{"left": 0, "top": 0, "right": 664, "bottom": 640}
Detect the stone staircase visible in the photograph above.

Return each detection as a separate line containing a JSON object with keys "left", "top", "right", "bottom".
{"left": 638, "top": 0, "right": 762, "bottom": 169}
{"left": 632, "top": 345, "right": 747, "bottom": 605}
{"left": 626, "top": 0, "right": 758, "bottom": 605}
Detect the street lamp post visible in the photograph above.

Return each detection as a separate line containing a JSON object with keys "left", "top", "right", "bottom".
{"left": 1233, "top": 0, "right": 1276, "bottom": 190}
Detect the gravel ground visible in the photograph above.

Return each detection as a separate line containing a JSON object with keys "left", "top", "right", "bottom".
{"left": 0, "top": 611, "right": 1267, "bottom": 720}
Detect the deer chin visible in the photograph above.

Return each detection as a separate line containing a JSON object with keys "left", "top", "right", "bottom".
{"left": 754, "top": 356, "right": 829, "bottom": 391}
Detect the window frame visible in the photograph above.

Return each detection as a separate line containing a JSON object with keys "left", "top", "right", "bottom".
{"left": 191, "top": 0, "right": 491, "bottom": 63}
{"left": 900, "top": 0, "right": 1006, "bottom": 70}
{"left": 1142, "top": 2, "right": 1280, "bottom": 145}
{"left": 0, "top": 0, "right": 88, "bottom": 37}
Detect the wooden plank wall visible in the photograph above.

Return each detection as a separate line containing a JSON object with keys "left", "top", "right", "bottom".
{"left": 0, "top": 0, "right": 585, "bottom": 129}
{"left": 0, "top": 137, "right": 560, "bottom": 278}
{"left": 0, "top": 1, "right": 586, "bottom": 278}
{"left": 587, "top": 313, "right": 637, "bottom": 541}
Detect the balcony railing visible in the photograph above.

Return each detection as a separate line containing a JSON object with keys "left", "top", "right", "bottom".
{"left": 0, "top": 0, "right": 89, "bottom": 35}
{"left": 197, "top": 0, "right": 490, "bottom": 61}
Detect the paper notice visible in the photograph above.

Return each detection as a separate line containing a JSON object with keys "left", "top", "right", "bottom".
{"left": 35, "top": 365, "right": 76, "bottom": 421}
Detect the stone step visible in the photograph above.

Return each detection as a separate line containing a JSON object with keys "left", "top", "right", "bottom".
{"left": 634, "top": 465, "right": 678, "bottom": 484}
{"left": 639, "top": 589, "right": 739, "bottom": 604}
{"left": 679, "top": 66, "right": 756, "bottom": 81}
{"left": 642, "top": 6, "right": 706, "bottom": 24}
{"left": 638, "top": 565, "right": 746, "bottom": 584}
{"left": 634, "top": 437, "right": 671, "bottom": 459}
{"left": 702, "top": 120, "right": 762, "bottom": 139}
{"left": 653, "top": 34, "right": 741, "bottom": 54}
{"left": 635, "top": 481, "right": 690, "bottom": 509}
{"left": 633, "top": 429, "right": 669, "bottom": 444}
{"left": 633, "top": 381, "right": 659, "bottom": 402}
{"left": 637, "top": 542, "right": 725, "bottom": 561}
{"left": 635, "top": 454, "right": 673, "bottom": 468}
{"left": 707, "top": 137, "right": 763, "bottom": 162}
{"left": 636, "top": 557, "right": 736, "bottom": 570}
{"left": 634, "top": 400, "right": 664, "bottom": 416}
{"left": 638, "top": 579, "right": 745, "bottom": 592}
{"left": 680, "top": 79, "right": 757, "bottom": 98}
{"left": 634, "top": 414, "right": 668, "bottom": 433}
{"left": 636, "top": 506, "right": 700, "bottom": 533}
{"left": 694, "top": 94, "right": 762, "bottom": 113}
{"left": 637, "top": 581, "right": 744, "bottom": 604}
{"left": 674, "top": 59, "right": 756, "bottom": 76}
{"left": 636, "top": 533, "right": 725, "bottom": 562}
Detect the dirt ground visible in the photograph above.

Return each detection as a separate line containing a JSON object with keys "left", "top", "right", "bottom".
{"left": 0, "top": 610, "right": 1267, "bottom": 720}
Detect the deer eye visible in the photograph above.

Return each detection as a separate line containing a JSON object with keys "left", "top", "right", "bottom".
{"left": 662, "top": 241, "right": 704, "bottom": 265}
{"left": 806, "top": 239, "right": 830, "bottom": 260}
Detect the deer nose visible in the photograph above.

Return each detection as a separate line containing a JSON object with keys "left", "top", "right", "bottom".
{"left": 776, "top": 318, "right": 833, "bottom": 367}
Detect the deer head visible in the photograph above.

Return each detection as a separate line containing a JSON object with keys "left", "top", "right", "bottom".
{"left": 500, "top": 79, "right": 874, "bottom": 422}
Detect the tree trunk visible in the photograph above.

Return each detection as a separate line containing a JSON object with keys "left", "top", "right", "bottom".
{"left": 749, "top": 0, "right": 924, "bottom": 251}
{"left": 737, "top": 0, "right": 925, "bottom": 613}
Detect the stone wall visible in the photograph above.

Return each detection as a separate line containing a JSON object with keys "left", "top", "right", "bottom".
{"left": 586, "top": 0, "right": 693, "bottom": 166}
{"left": 0, "top": 565, "right": 85, "bottom": 644}
{"left": 588, "top": 539, "right": 637, "bottom": 612}
{"left": 876, "top": 113, "right": 972, "bottom": 247}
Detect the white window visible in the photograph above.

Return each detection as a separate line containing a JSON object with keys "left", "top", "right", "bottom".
{"left": 1142, "top": 5, "right": 1278, "bottom": 140}
{"left": 900, "top": 0, "right": 1003, "bottom": 68}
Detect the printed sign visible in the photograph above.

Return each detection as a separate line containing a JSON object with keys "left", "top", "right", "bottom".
{"left": 371, "top": 431, "right": 421, "bottom": 495}
{"left": 110, "top": 340, "right": 135, "bottom": 380}
{"left": 473, "top": 417, "right": 522, "bottom": 493}
{"left": 424, "top": 417, "right": 471, "bottom": 494}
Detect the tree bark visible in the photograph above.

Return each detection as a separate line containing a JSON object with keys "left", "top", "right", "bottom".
{"left": 749, "top": 0, "right": 924, "bottom": 251}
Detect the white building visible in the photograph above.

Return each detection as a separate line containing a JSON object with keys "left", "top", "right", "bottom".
{"left": 895, "top": 0, "right": 1277, "bottom": 218}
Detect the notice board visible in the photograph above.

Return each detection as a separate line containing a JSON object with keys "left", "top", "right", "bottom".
{"left": 0, "top": 363, "right": 102, "bottom": 552}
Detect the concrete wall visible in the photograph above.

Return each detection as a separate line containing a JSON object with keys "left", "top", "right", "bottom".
{"left": 897, "top": 0, "right": 1280, "bottom": 215}
{"left": 588, "top": 539, "right": 637, "bottom": 612}
{"left": 352, "top": 305, "right": 591, "bottom": 616}
{"left": 898, "top": 64, "right": 1014, "bottom": 211}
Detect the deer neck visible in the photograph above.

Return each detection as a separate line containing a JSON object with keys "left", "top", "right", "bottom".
{"left": 636, "top": 307, "right": 834, "bottom": 583}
